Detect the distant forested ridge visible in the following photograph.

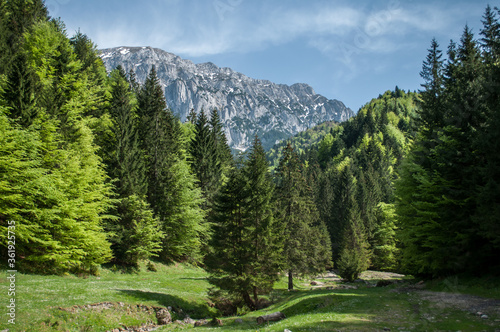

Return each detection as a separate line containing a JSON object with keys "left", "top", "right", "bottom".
{"left": 1, "top": 0, "right": 499, "bottom": 313}
{"left": 296, "top": 88, "right": 419, "bottom": 278}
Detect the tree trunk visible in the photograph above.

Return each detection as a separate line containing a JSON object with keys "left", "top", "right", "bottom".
{"left": 256, "top": 312, "right": 286, "bottom": 324}
{"left": 288, "top": 270, "right": 293, "bottom": 290}
{"left": 253, "top": 286, "right": 259, "bottom": 309}
{"left": 242, "top": 291, "right": 256, "bottom": 310}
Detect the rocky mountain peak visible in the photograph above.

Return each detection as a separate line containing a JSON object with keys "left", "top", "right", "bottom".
{"left": 99, "top": 46, "right": 354, "bottom": 151}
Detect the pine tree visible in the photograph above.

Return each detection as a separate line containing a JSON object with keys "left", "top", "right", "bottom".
{"left": 187, "top": 108, "right": 197, "bottom": 124}
{"left": 108, "top": 67, "right": 147, "bottom": 198}
{"left": 473, "top": 6, "right": 500, "bottom": 272}
{"left": 102, "top": 67, "right": 162, "bottom": 267}
{"left": 480, "top": 5, "right": 500, "bottom": 63}
{"left": 207, "top": 137, "right": 282, "bottom": 310}
{"left": 371, "top": 203, "right": 398, "bottom": 271}
{"left": 418, "top": 38, "right": 445, "bottom": 139}
{"left": 242, "top": 136, "right": 283, "bottom": 305}
{"left": 209, "top": 108, "right": 233, "bottom": 177}
{"left": 138, "top": 66, "right": 207, "bottom": 262}
{"left": 275, "top": 143, "right": 332, "bottom": 290}
{"left": 189, "top": 109, "right": 218, "bottom": 204}
{"left": 0, "top": 0, "right": 48, "bottom": 76}
{"left": 396, "top": 22, "right": 494, "bottom": 276}
{"left": 335, "top": 161, "right": 370, "bottom": 281}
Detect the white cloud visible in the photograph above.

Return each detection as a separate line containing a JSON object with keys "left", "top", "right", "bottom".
{"left": 75, "top": 0, "right": 467, "bottom": 61}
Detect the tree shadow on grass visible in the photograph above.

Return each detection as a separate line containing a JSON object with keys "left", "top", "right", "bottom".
{"left": 116, "top": 289, "right": 212, "bottom": 319}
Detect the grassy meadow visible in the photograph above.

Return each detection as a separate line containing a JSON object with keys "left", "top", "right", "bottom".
{"left": 1, "top": 262, "right": 499, "bottom": 331}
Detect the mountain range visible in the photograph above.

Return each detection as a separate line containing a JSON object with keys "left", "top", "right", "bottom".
{"left": 99, "top": 46, "right": 354, "bottom": 151}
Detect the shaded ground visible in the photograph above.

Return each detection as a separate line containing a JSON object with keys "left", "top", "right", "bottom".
{"left": 418, "top": 290, "right": 500, "bottom": 317}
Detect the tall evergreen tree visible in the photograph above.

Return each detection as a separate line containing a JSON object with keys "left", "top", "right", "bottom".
{"left": 207, "top": 137, "right": 282, "bottom": 310}
{"left": 138, "top": 66, "right": 207, "bottom": 262}
{"left": 209, "top": 108, "right": 233, "bottom": 178}
{"left": 396, "top": 19, "right": 500, "bottom": 276}
{"left": 418, "top": 38, "right": 445, "bottom": 140}
{"left": 473, "top": 6, "right": 500, "bottom": 271}
{"left": 275, "top": 143, "right": 332, "bottom": 290}
{"left": 103, "top": 67, "right": 162, "bottom": 267}
{"left": 480, "top": 5, "right": 500, "bottom": 63}
{"left": 189, "top": 109, "right": 218, "bottom": 204}
{"left": 334, "top": 160, "right": 371, "bottom": 281}
{"left": 242, "top": 136, "right": 283, "bottom": 305}
{"left": 108, "top": 67, "right": 147, "bottom": 197}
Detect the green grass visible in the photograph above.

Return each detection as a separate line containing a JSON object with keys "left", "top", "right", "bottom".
{"left": 1, "top": 263, "right": 499, "bottom": 332}
{"left": 0, "top": 262, "right": 215, "bottom": 331}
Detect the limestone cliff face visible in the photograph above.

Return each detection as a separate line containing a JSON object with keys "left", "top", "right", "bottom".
{"left": 100, "top": 46, "right": 354, "bottom": 151}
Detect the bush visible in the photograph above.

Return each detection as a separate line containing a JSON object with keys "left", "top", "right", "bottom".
{"left": 146, "top": 261, "right": 158, "bottom": 272}
{"left": 337, "top": 248, "right": 370, "bottom": 282}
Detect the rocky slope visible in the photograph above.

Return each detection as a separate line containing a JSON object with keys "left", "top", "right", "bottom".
{"left": 99, "top": 46, "right": 354, "bottom": 151}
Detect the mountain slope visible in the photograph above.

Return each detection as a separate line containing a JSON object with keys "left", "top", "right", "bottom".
{"left": 266, "top": 120, "right": 338, "bottom": 169}
{"left": 99, "top": 46, "right": 354, "bottom": 151}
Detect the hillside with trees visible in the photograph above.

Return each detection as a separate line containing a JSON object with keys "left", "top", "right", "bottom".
{"left": 1, "top": 1, "right": 500, "bottom": 323}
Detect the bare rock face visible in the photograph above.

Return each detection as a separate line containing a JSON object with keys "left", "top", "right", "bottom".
{"left": 100, "top": 47, "right": 354, "bottom": 151}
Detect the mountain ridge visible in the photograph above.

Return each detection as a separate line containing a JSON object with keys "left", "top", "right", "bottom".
{"left": 99, "top": 46, "right": 354, "bottom": 151}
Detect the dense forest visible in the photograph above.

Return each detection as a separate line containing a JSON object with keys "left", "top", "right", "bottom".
{"left": 1, "top": 0, "right": 500, "bottom": 312}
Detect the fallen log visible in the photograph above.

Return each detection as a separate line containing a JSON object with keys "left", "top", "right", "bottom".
{"left": 256, "top": 311, "right": 286, "bottom": 324}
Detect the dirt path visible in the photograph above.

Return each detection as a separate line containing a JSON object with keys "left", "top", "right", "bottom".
{"left": 417, "top": 290, "right": 500, "bottom": 317}
{"left": 314, "top": 270, "right": 500, "bottom": 321}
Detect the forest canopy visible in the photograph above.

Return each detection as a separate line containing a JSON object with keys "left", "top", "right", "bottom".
{"left": 1, "top": 0, "right": 499, "bottom": 312}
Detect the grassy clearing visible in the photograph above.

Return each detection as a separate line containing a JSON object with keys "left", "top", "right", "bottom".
{"left": 1, "top": 262, "right": 499, "bottom": 331}
{"left": 0, "top": 262, "right": 215, "bottom": 331}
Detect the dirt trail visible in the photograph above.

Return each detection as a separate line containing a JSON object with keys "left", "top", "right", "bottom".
{"left": 417, "top": 290, "right": 500, "bottom": 317}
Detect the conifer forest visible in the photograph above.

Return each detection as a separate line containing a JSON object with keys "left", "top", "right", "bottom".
{"left": 1, "top": 0, "right": 500, "bottom": 320}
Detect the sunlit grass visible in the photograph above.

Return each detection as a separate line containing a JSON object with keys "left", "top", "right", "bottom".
{"left": 1, "top": 263, "right": 499, "bottom": 332}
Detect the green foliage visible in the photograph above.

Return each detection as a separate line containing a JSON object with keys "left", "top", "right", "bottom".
{"left": 308, "top": 91, "right": 418, "bottom": 272}
{"left": 189, "top": 108, "right": 232, "bottom": 208}
{"left": 189, "top": 109, "right": 217, "bottom": 201}
{"left": 337, "top": 247, "right": 369, "bottom": 282}
{"left": 267, "top": 121, "right": 337, "bottom": 170}
{"left": 396, "top": 8, "right": 500, "bottom": 276}
{"left": 106, "top": 67, "right": 146, "bottom": 198}
{"left": 0, "top": 18, "right": 113, "bottom": 273}
{"left": 275, "top": 143, "right": 332, "bottom": 290}
{"left": 371, "top": 203, "right": 399, "bottom": 271}
{"left": 137, "top": 66, "right": 207, "bottom": 262}
{"left": 116, "top": 195, "right": 163, "bottom": 266}
{"left": 207, "top": 137, "right": 282, "bottom": 310}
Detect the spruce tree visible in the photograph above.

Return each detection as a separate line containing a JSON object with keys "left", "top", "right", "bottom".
{"left": 275, "top": 143, "right": 332, "bottom": 290}
{"left": 108, "top": 67, "right": 147, "bottom": 198}
{"left": 418, "top": 38, "right": 445, "bottom": 140}
{"left": 138, "top": 66, "right": 207, "bottom": 262}
{"left": 335, "top": 161, "right": 370, "bottom": 281}
{"left": 103, "top": 67, "right": 162, "bottom": 267}
{"left": 474, "top": 6, "right": 500, "bottom": 271}
{"left": 242, "top": 136, "right": 282, "bottom": 305}
{"left": 207, "top": 137, "right": 282, "bottom": 310}
{"left": 209, "top": 108, "right": 233, "bottom": 172}
{"left": 396, "top": 21, "right": 497, "bottom": 276}
{"left": 189, "top": 109, "right": 218, "bottom": 204}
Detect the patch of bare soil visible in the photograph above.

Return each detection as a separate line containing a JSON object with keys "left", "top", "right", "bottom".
{"left": 418, "top": 290, "right": 500, "bottom": 318}
{"left": 316, "top": 270, "right": 406, "bottom": 281}
{"left": 360, "top": 270, "right": 406, "bottom": 281}
{"left": 307, "top": 270, "right": 406, "bottom": 289}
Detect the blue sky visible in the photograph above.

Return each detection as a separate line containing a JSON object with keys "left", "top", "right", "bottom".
{"left": 50, "top": 0, "right": 493, "bottom": 111}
